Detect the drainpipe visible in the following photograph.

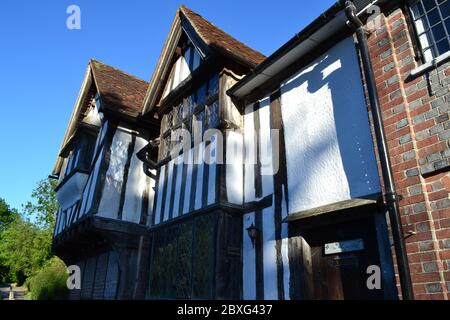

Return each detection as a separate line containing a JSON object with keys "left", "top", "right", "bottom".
{"left": 343, "top": 0, "right": 414, "bottom": 300}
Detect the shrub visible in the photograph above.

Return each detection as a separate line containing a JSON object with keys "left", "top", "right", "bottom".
{"left": 28, "top": 257, "right": 68, "bottom": 300}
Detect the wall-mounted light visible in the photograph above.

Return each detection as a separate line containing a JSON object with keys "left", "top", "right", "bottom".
{"left": 246, "top": 223, "right": 258, "bottom": 248}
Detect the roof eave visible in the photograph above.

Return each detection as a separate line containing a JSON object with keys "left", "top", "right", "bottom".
{"left": 51, "top": 65, "right": 93, "bottom": 176}
{"left": 228, "top": 0, "right": 390, "bottom": 101}
{"left": 228, "top": 1, "right": 346, "bottom": 100}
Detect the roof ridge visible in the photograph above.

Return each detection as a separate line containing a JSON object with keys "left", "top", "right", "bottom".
{"left": 89, "top": 58, "right": 149, "bottom": 84}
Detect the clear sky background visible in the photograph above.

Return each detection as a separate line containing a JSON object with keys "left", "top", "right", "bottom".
{"left": 0, "top": 0, "right": 335, "bottom": 210}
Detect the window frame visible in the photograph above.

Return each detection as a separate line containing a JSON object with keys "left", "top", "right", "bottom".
{"left": 157, "top": 74, "right": 220, "bottom": 162}
{"left": 408, "top": 0, "right": 450, "bottom": 63}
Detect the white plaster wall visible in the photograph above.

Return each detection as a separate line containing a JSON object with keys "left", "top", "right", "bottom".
{"left": 258, "top": 99, "right": 274, "bottom": 197}
{"left": 244, "top": 106, "right": 256, "bottom": 203}
{"left": 122, "top": 136, "right": 149, "bottom": 223}
{"left": 194, "top": 142, "right": 205, "bottom": 210}
{"left": 182, "top": 149, "right": 194, "bottom": 214}
{"left": 243, "top": 212, "right": 256, "bottom": 300}
{"left": 226, "top": 130, "right": 244, "bottom": 204}
{"left": 98, "top": 128, "right": 132, "bottom": 218}
{"left": 163, "top": 159, "right": 175, "bottom": 221}
{"left": 262, "top": 203, "right": 278, "bottom": 300}
{"left": 154, "top": 165, "right": 166, "bottom": 224}
{"left": 280, "top": 36, "right": 380, "bottom": 214}
{"left": 172, "top": 155, "right": 184, "bottom": 219}
{"left": 207, "top": 134, "right": 218, "bottom": 205}
{"left": 146, "top": 169, "right": 156, "bottom": 226}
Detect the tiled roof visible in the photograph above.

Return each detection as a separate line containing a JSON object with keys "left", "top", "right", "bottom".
{"left": 90, "top": 59, "right": 148, "bottom": 117}
{"left": 180, "top": 5, "right": 266, "bottom": 68}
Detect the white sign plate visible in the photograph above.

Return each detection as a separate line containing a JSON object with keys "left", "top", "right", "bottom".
{"left": 324, "top": 239, "right": 365, "bottom": 255}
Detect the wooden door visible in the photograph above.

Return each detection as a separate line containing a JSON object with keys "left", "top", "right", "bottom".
{"left": 311, "top": 247, "right": 367, "bottom": 300}
{"left": 294, "top": 217, "right": 385, "bottom": 300}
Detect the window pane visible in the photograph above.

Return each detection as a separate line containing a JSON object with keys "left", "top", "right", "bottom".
{"left": 412, "top": 2, "right": 425, "bottom": 19}
{"left": 161, "top": 114, "right": 169, "bottom": 134}
{"left": 166, "top": 110, "right": 174, "bottom": 129}
{"left": 441, "top": 2, "right": 450, "bottom": 19}
{"left": 415, "top": 17, "right": 429, "bottom": 34}
{"left": 176, "top": 222, "right": 193, "bottom": 298}
{"left": 436, "top": 38, "right": 450, "bottom": 54}
{"left": 431, "top": 23, "right": 447, "bottom": 41}
{"left": 183, "top": 95, "right": 194, "bottom": 118}
{"left": 192, "top": 214, "right": 215, "bottom": 298}
{"left": 419, "top": 31, "right": 433, "bottom": 49}
{"left": 183, "top": 118, "right": 192, "bottom": 138}
{"left": 150, "top": 227, "right": 178, "bottom": 298}
{"left": 428, "top": 8, "right": 441, "bottom": 26}
{"left": 423, "top": 0, "right": 437, "bottom": 11}
{"left": 423, "top": 47, "right": 434, "bottom": 61}
{"left": 193, "top": 111, "right": 205, "bottom": 142}
{"left": 445, "top": 18, "right": 450, "bottom": 35}
{"left": 173, "top": 104, "right": 182, "bottom": 127}
{"left": 206, "top": 101, "right": 220, "bottom": 129}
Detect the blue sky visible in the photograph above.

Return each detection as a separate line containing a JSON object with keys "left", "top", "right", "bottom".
{"left": 0, "top": 0, "right": 335, "bottom": 210}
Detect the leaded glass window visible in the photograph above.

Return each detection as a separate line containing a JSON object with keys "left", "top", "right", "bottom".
{"left": 158, "top": 75, "right": 220, "bottom": 162}
{"left": 410, "top": 0, "right": 450, "bottom": 62}
{"left": 149, "top": 214, "right": 217, "bottom": 299}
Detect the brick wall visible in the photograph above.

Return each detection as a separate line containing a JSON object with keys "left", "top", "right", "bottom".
{"left": 366, "top": 5, "right": 450, "bottom": 299}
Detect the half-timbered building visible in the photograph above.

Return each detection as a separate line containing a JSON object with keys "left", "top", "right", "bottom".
{"left": 52, "top": 59, "right": 159, "bottom": 299}
{"left": 53, "top": 1, "right": 450, "bottom": 300}
{"left": 139, "top": 5, "right": 266, "bottom": 299}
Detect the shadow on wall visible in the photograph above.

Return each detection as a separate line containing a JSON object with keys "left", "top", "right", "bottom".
{"left": 280, "top": 37, "right": 380, "bottom": 212}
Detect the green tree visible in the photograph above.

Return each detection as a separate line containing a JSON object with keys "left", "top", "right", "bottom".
{"left": 0, "top": 178, "right": 58, "bottom": 284}
{"left": 0, "top": 198, "right": 19, "bottom": 281}
{"left": 0, "top": 216, "right": 52, "bottom": 284}
{"left": 0, "top": 198, "right": 18, "bottom": 232}
{"left": 28, "top": 257, "right": 68, "bottom": 300}
{"left": 23, "top": 178, "right": 58, "bottom": 230}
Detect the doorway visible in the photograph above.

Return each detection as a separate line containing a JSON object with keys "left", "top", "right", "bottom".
{"left": 292, "top": 216, "right": 390, "bottom": 300}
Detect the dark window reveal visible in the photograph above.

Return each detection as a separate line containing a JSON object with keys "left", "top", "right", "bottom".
{"left": 64, "top": 132, "right": 97, "bottom": 176}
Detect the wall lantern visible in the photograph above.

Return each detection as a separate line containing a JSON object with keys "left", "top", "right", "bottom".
{"left": 246, "top": 223, "right": 258, "bottom": 248}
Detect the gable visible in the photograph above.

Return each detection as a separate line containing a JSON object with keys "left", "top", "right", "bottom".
{"left": 53, "top": 60, "right": 149, "bottom": 176}
{"left": 142, "top": 5, "right": 266, "bottom": 115}
{"left": 161, "top": 34, "right": 202, "bottom": 99}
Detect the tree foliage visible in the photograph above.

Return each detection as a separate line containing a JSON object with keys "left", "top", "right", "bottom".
{"left": 0, "top": 178, "right": 59, "bottom": 285}
{"left": 23, "top": 178, "right": 58, "bottom": 230}
{"left": 27, "top": 257, "right": 68, "bottom": 300}
{"left": 0, "top": 216, "right": 53, "bottom": 284}
{"left": 0, "top": 198, "right": 18, "bottom": 232}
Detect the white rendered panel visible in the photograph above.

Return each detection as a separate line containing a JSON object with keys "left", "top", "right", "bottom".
{"left": 98, "top": 129, "right": 132, "bottom": 219}
{"left": 243, "top": 212, "right": 256, "bottom": 300}
{"left": 280, "top": 36, "right": 380, "bottom": 215}
{"left": 154, "top": 165, "right": 166, "bottom": 225}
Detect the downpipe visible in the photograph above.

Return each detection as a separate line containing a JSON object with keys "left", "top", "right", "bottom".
{"left": 342, "top": 0, "right": 414, "bottom": 300}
